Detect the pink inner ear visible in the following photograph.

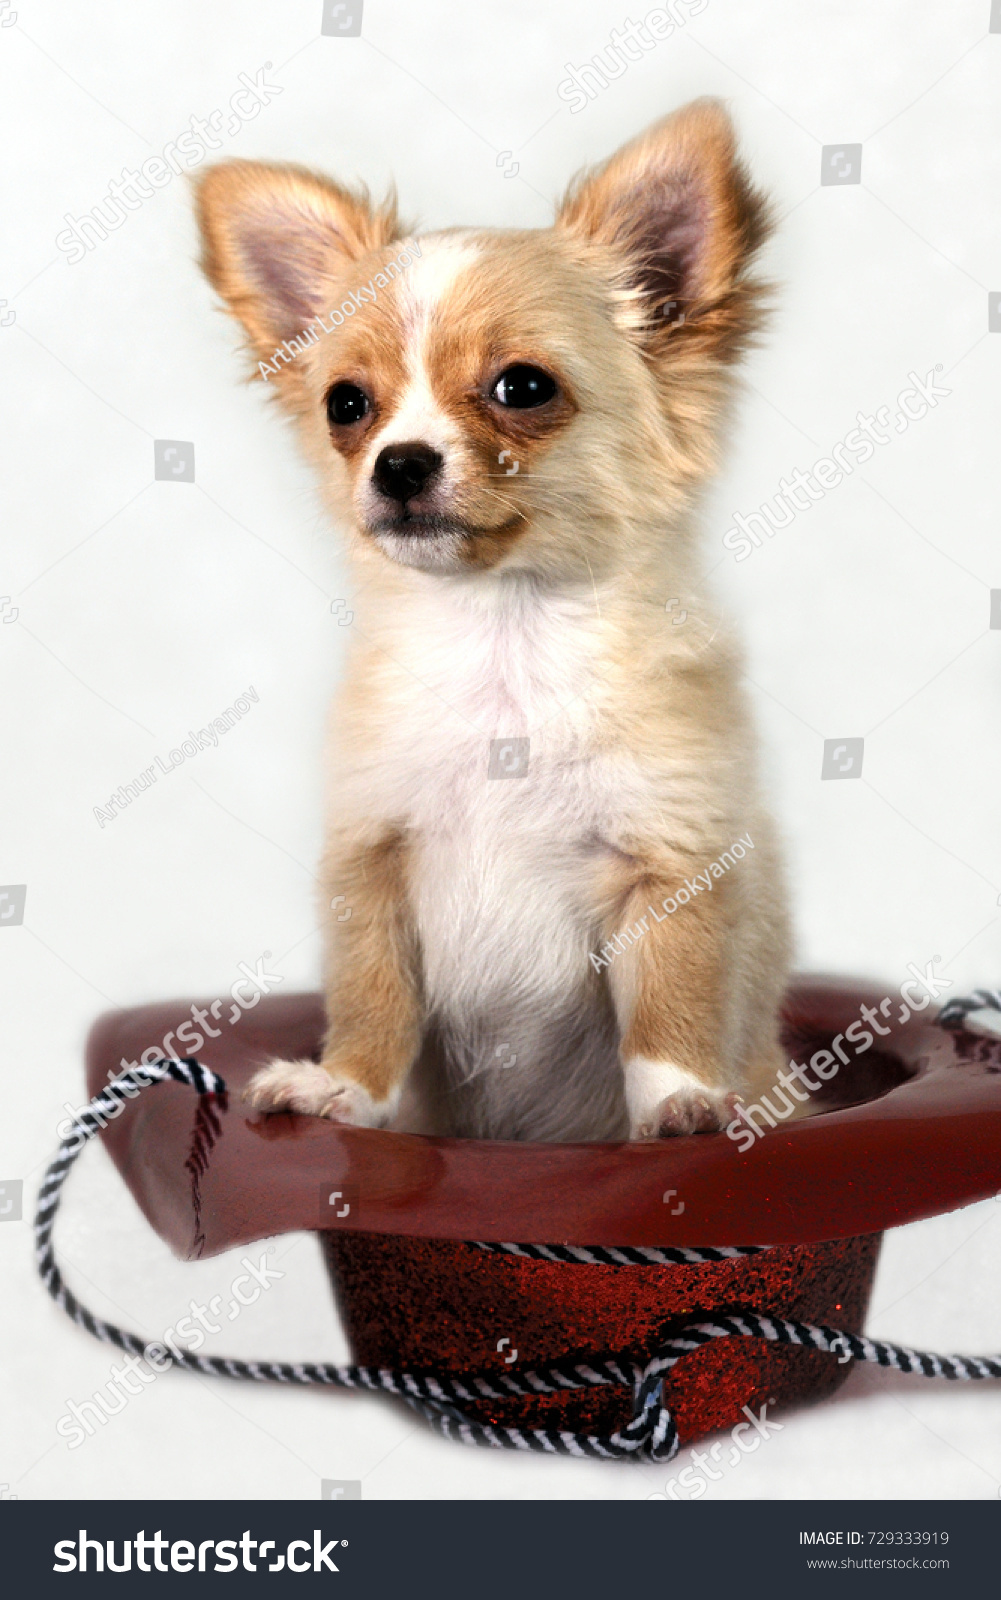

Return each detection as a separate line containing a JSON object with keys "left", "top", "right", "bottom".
{"left": 239, "top": 205, "right": 345, "bottom": 338}
{"left": 614, "top": 177, "right": 708, "bottom": 315}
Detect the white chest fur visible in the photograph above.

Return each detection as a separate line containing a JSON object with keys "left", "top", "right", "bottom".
{"left": 348, "top": 580, "right": 616, "bottom": 1023}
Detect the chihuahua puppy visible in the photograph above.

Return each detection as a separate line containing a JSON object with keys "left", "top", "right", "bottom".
{"left": 195, "top": 98, "right": 791, "bottom": 1142}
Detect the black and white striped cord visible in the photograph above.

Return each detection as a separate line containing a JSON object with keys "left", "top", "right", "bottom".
{"left": 471, "top": 1240, "right": 768, "bottom": 1267}
{"left": 34, "top": 1052, "right": 1001, "bottom": 1464}
{"left": 937, "top": 988, "right": 1001, "bottom": 1031}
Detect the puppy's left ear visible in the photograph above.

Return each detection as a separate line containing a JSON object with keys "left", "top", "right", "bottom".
{"left": 556, "top": 98, "right": 772, "bottom": 365}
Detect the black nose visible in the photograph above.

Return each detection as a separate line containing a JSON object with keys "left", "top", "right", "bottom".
{"left": 372, "top": 441, "right": 443, "bottom": 504}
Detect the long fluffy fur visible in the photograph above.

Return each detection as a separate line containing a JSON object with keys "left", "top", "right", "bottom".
{"left": 194, "top": 98, "right": 792, "bottom": 1142}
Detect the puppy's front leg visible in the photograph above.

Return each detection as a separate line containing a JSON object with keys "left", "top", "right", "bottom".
{"left": 602, "top": 862, "right": 742, "bottom": 1139}
{"left": 246, "top": 831, "right": 421, "bottom": 1125}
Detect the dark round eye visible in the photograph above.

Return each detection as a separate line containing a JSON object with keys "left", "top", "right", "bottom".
{"left": 326, "top": 382, "right": 371, "bottom": 426}
{"left": 491, "top": 364, "right": 557, "bottom": 409}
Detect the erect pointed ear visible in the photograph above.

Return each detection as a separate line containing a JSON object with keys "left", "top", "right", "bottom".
{"left": 194, "top": 160, "right": 400, "bottom": 358}
{"left": 556, "top": 99, "right": 772, "bottom": 365}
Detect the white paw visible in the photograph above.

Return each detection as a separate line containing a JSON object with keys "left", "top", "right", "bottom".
{"left": 624, "top": 1057, "right": 740, "bottom": 1140}
{"left": 244, "top": 1059, "right": 386, "bottom": 1125}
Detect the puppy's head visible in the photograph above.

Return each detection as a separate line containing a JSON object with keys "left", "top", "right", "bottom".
{"left": 196, "top": 99, "right": 770, "bottom": 580}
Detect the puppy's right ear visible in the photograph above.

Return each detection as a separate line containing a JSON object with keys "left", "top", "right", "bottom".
{"left": 195, "top": 160, "right": 399, "bottom": 364}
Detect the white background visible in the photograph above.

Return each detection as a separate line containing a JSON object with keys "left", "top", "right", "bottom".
{"left": 1, "top": 0, "right": 1000, "bottom": 1502}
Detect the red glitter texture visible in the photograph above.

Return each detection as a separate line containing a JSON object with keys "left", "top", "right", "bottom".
{"left": 323, "top": 1232, "right": 881, "bottom": 1443}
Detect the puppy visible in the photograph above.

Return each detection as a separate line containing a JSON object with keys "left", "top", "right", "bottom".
{"left": 195, "top": 97, "right": 791, "bottom": 1142}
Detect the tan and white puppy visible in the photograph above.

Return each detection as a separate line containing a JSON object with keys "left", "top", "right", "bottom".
{"left": 195, "top": 98, "right": 792, "bottom": 1142}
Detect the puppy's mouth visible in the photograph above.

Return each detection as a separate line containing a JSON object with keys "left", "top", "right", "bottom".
{"left": 369, "top": 512, "right": 473, "bottom": 540}
{"left": 367, "top": 512, "right": 523, "bottom": 571}
{"left": 366, "top": 512, "right": 475, "bottom": 573}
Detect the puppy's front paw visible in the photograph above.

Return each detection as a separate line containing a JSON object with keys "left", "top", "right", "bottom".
{"left": 244, "top": 1059, "right": 384, "bottom": 1125}
{"left": 625, "top": 1057, "right": 739, "bottom": 1140}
